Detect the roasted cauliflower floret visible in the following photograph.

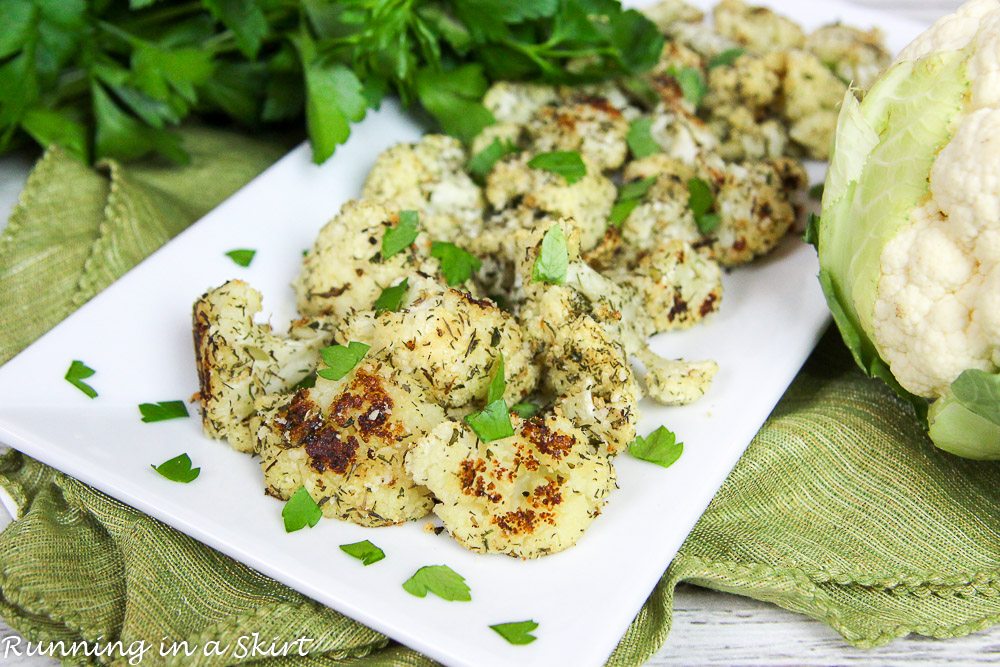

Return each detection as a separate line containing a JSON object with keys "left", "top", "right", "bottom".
{"left": 611, "top": 240, "right": 723, "bottom": 332}
{"left": 707, "top": 106, "right": 790, "bottom": 161}
{"left": 406, "top": 413, "right": 616, "bottom": 558}
{"left": 647, "top": 104, "right": 719, "bottom": 164}
{"left": 641, "top": 0, "right": 704, "bottom": 31}
{"left": 525, "top": 100, "right": 629, "bottom": 171}
{"left": 483, "top": 153, "right": 615, "bottom": 252}
{"left": 713, "top": 0, "right": 805, "bottom": 54}
{"left": 255, "top": 355, "right": 444, "bottom": 527}
{"left": 806, "top": 23, "right": 891, "bottom": 90}
{"left": 782, "top": 50, "right": 849, "bottom": 160}
{"left": 193, "top": 280, "right": 335, "bottom": 453}
{"left": 343, "top": 288, "right": 537, "bottom": 409}
{"left": 482, "top": 81, "right": 559, "bottom": 124}
{"left": 295, "top": 200, "right": 442, "bottom": 319}
{"left": 622, "top": 154, "right": 808, "bottom": 266}
{"left": 637, "top": 349, "right": 719, "bottom": 406}
{"left": 362, "top": 135, "right": 484, "bottom": 241}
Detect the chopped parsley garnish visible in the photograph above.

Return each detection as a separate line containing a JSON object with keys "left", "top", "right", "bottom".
{"left": 402, "top": 565, "right": 471, "bottom": 601}
{"left": 431, "top": 241, "right": 482, "bottom": 286}
{"left": 318, "top": 342, "right": 370, "bottom": 381}
{"left": 628, "top": 426, "right": 684, "bottom": 468}
{"left": 688, "top": 177, "right": 721, "bottom": 234}
{"left": 527, "top": 151, "right": 586, "bottom": 185}
{"left": 510, "top": 402, "right": 539, "bottom": 419}
{"left": 151, "top": 453, "right": 200, "bottom": 483}
{"left": 626, "top": 118, "right": 659, "bottom": 159}
{"left": 532, "top": 224, "right": 569, "bottom": 285}
{"left": 486, "top": 353, "right": 506, "bottom": 404}
{"left": 669, "top": 66, "right": 707, "bottom": 108}
{"left": 465, "top": 399, "right": 515, "bottom": 442}
{"left": 809, "top": 183, "right": 825, "bottom": 201}
{"left": 708, "top": 48, "right": 746, "bottom": 69}
{"left": 292, "top": 372, "right": 317, "bottom": 391}
{"left": 282, "top": 486, "right": 322, "bottom": 533}
{"left": 490, "top": 620, "right": 539, "bottom": 645}
{"left": 65, "top": 360, "right": 97, "bottom": 399}
{"left": 804, "top": 213, "right": 821, "bottom": 248}
{"left": 374, "top": 278, "right": 408, "bottom": 313}
{"left": 610, "top": 176, "right": 656, "bottom": 228}
{"left": 139, "top": 400, "right": 189, "bottom": 423}
{"left": 381, "top": 210, "right": 419, "bottom": 259}
{"left": 468, "top": 138, "right": 519, "bottom": 183}
{"left": 340, "top": 539, "right": 385, "bottom": 565}
{"left": 225, "top": 249, "right": 256, "bottom": 267}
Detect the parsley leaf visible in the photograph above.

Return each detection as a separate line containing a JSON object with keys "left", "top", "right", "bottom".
{"left": 532, "top": 224, "right": 568, "bottom": 285}
{"left": 402, "top": 565, "right": 471, "bottom": 602}
{"left": 669, "top": 66, "right": 707, "bottom": 108}
{"left": 491, "top": 620, "right": 539, "bottom": 645}
{"left": 318, "top": 342, "right": 370, "bottom": 381}
{"left": 374, "top": 278, "right": 408, "bottom": 313}
{"left": 151, "top": 453, "right": 200, "bottom": 483}
{"left": 296, "top": 32, "right": 367, "bottom": 164}
{"left": 465, "top": 399, "right": 515, "bottom": 442}
{"left": 225, "top": 249, "right": 256, "bottom": 267}
{"left": 468, "top": 138, "right": 519, "bottom": 183}
{"left": 528, "top": 151, "right": 586, "bottom": 185}
{"left": 282, "top": 486, "right": 322, "bottom": 533}
{"left": 510, "top": 402, "right": 539, "bottom": 419}
{"left": 626, "top": 118, "right": 659, "bottom": 159}
{"left": 139, "top": 401, "right": 189, "bottom": 423}
{"left": 688, "top": 178, "right": 721, "bottom": 234}
{"left": 487, "top": 353, "right": 506, "bottom": 404}
{"left": 708, "top": 48, "right": 746, "bottom": 69}
{"left": 610, "top": 176, "right": 656, "bottom": 228}
{"left": 809, "top": 183, "right": 825, "bottom": 201}
{"left": 431, "top": 241, "right": 482, "bottom": 286}
{"left": 628, "top": 426, "right": 684, "bottom": 468}
{"left": 65, "top": 360, "right": 97, "bottom": 399}
{"left": 203, "top": 0, "right": 269, "bottom": 58}
{"left": 416, "top": 64, "right": 495, "bottom": 143}
{"left": 340, "top": 539, "right": 386, "bottom": 565}
{"left": 382, "top": 211, "right": 420, "bottom": 259}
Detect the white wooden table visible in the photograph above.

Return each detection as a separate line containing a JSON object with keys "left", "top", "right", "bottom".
{"left": 3, "top": 1, "right": 998, "bottom": 665}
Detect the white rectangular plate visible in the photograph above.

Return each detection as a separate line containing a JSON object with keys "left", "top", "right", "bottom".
{"left": 0, "top": 3, "right": 926, "bottom": 665}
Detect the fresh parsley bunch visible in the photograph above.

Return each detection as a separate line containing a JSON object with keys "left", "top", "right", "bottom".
{"left": 0, "top": 0, "right": 663, "bottom": 165}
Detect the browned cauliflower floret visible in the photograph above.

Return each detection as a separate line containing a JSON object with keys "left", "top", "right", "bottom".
{"left": 255, "top": 354, "right": 445, "bottom": 527}
{"left": 622, "top": 154, "right": 808, "bottom": 266}
{"left": 703, "top": 49, "right": 847, "bottom": 160}
{"left": 193, "top": 280, "right": 335, "bottom": 453}
{"left": 295, "top": 200, "right": 442, "bottom": 319}
{"left": 482, "top": 81, "right": 559, "bottom": 124}
{"left": 362, "top": 135, "right": 484, "bottom": 242}
{"left": 340, "top": 288, "right": 537, "bottom": 409}
{"left": 482, "top": 152, "right": 615, "bottom": 253}
{"left": 525, "top": 100, "right": 629, "bottom": 171}
{"left": 713, "top": 0, "right": 805, "bottom": 54}
{"left": 405, "top": 413, "right": 616, "bottom": 559}
{"left": 806, "top": 23, "right": 891, "bottom": 90}
{"left": 610, "top": 240, "right": 723, "bottom": 332}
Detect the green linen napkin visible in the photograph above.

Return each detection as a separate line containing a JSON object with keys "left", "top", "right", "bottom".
{"left": 0, "top": 129, "right": 997, "bottom": 666}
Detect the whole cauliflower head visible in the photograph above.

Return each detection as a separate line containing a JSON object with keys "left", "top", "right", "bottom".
{"left": 255, "top": 354, "right": 445, "bottom": 526}
{"left": 295, "top": 200, "right": 442, "bottom": 319}
{"left": 818, "top": 0, "right": 1000, "bottom": 459}
{"left": 193, "top": 280, "right": 335, "bottom": 452}
{"left": 406, "top": 413, "right": 616, "bottom": 559}
{"left": 362, "top": 135, "right": 484, "bottom": 242}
